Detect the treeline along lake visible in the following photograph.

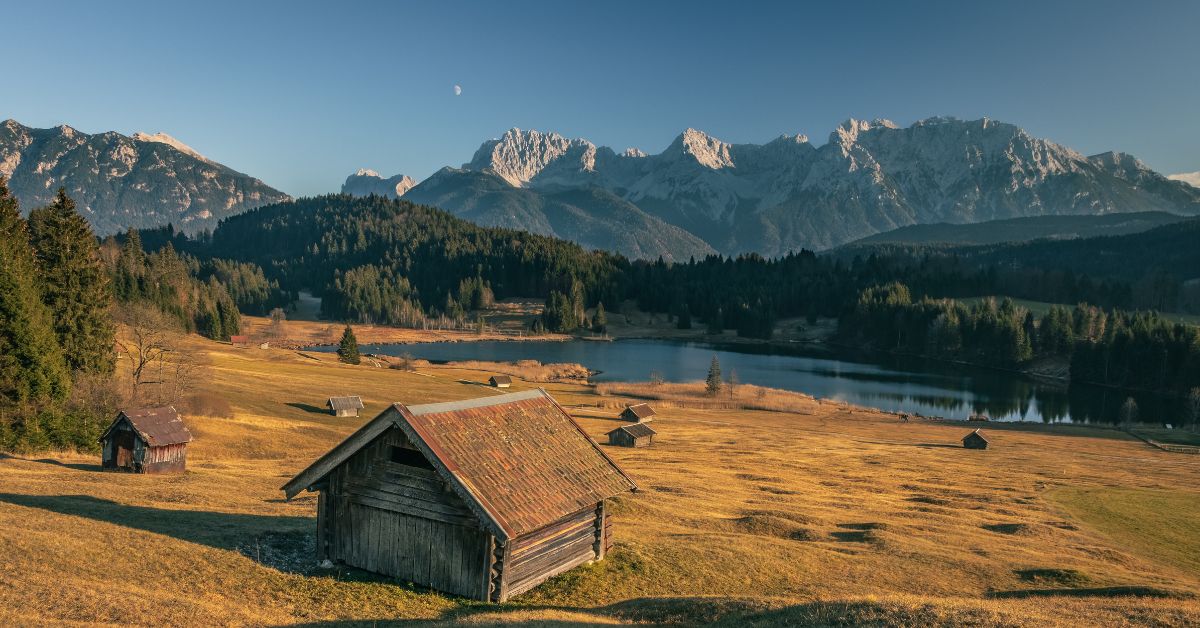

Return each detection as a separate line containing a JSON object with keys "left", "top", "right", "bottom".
{"left": 310, "top": 339, "right": 1191, "bottom": 427}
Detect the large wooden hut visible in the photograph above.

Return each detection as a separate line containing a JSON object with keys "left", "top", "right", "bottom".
{"left": 327, "top": 395, "right": 365, "bottom": 417}
{"left": 282, "top": 389, "right": 637, "bottom": 602}
{"left": 620, "top": 403, "right": 656, "bottom": 423}
{"left": 607, "top": 422, "right": 656, "bottom": 448}
{"left": 488, "top": 375, "right": 512, "bottom": 388}
{"left": 962, "top": 429, "right": 989, "bottom": 450}
{"left": 100, "top": 407, "right": 193, "bottom": 473}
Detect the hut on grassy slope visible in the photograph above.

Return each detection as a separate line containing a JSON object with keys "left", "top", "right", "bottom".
{"left": 620, "top": 403, "right": 656, "bottom": 423}
{"left": 488, "top": 375, "right": 512, "bottom": 388}
{"left": 281, "top": 389, "right": 638, "bottom": 602}
{"left": 327, "top": 396, "right": 365, "bottom": 417}
{"left": 100, "top": 407, "right": 193, "bottom": 473}
{"left": 229, "top": 335, "right": 251, "bottom": 347}
{"left": 607, "top": 422, "right": 656, "bottom": 448}
{"left": 962, "top": 429, "right": 989, "bottom": 450}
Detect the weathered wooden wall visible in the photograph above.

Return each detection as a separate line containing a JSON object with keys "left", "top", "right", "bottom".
{"left": 319, "top": 428, "right": 490, "bottom": 599}
{"left": 501, "top": 504, "right": 602, "bottom": 600}
{"left": 142, "top": 443, "right": 187, "bottom": 474}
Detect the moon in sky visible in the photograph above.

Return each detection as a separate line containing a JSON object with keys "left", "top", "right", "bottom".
{"left": 453, "top": 85, "right": 462, "bottom": 96}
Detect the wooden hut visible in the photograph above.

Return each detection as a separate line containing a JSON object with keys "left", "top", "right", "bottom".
{"left": 962, "top": 429, "right": 989, "bottom": 450}
{"left": 620, "top": 403, "right": 656, "bottom": 423}
{"left": 229, "top": 334, "right": 251, "bottom": 348}
{"left": 99, "top": 407, "right": 193, "bottom": 473}
{"left": 282, "top": 389, "right": 637, "bottom": 602}
{"left": 607, "top": 423, "right": 656, "bottom": 448}
{"left": 327, "top": 396, "right": 365, "bottom": 417}
{"left": 488, "top": 375, "right": 512, "bottom": 388}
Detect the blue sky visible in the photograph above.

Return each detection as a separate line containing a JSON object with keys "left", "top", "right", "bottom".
{"left": 5, "top": 0, "right": 1198, "bottom": 196}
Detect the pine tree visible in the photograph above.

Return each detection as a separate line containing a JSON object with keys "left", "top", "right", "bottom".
{"left": 705, "top": 355, "right": 722, "bottom": 396}
{"left": 337, "top": 325, "right": 361, "bottom": 365}
{"left": 677, "top": 304, "right": 692, "bottom": 330}
{"left": 593, "top": 302, "right": 607, "bottom": 333}
{"left": 0, "top": 178, "right": 71, "bottom": 405}
{"left": 27, "top": 188, "right": 116, "bottom": 374}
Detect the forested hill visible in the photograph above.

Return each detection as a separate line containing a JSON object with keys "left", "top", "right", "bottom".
{"left": 205, "top": 194, "right": 630, "bottom": 323}
{"left": 842, "top": 211, "right": 1187, "bottom": 248}
{"left": 961, "top": 218, "right": 1200, "bottom": 283}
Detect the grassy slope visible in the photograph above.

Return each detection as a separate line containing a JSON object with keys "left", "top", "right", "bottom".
{"left": 1, "top": 335, "right": 1199, "bottom": 626}
{"left": 1048, "top": 488, "right": 1200, "bottom": 579}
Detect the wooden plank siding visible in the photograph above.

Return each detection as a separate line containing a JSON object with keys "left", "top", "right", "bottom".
{"left": 320, "top": 427, "right": 490, "bottom": 598}
{"left": 502, "top": 506, "right": 601, "bottom": 599}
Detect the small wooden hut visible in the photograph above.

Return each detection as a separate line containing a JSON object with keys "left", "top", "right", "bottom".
{"left": 229, "top": 334, "right": 251, "bottom": 347}
{"left": 327, "top": 396, "right": 365, "bottom": 417}
{"left": 962, "top": 429, "right": 989, "bottom": 450}
{"left": 607, "top": 422, "right": 656, "bottom": 448}
{"left": 282, "top": 389, "right": 637, "bottom": 602}
{"left": 489, "top": 375, "right": 512, "bottom": 388}
{"left": 620, "top": 403, "right": 656, "bottom": 423}
{"left": 100, "top": 407, "right": 193, "bottom": 473}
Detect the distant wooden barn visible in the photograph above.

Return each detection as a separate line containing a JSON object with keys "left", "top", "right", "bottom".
{"left": 488, "top": 375, "right": 512, "bottom": 388}
{"left": 100, "top": 407, "right": 193, "bottom": 473}
{"left": 607, "top": 422, "right": 656, "bottom": 448}
{"left": 327, "top": 396, "right": 365, "bottom": 417}
{"left": 962, "top": 429, "right": 989, "bottom": 450}
{"left": 620, "top": 403, "right": 656, "bottom": 423}
{"left": 282, "top": 389, "right": 637, "bottom": 602}
{"left": 229, "top": 335, "right": 251, "bottom": 347}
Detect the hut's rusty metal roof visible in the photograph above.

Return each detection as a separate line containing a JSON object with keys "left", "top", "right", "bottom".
{"left": 282, "top": 389, "right": 637, "bottom": 540}
{"left": 102, "top": 406, "right": 193, "bottom": 446}
{"left": 327, "top": 396, "right": 365, "bottom": 411}
{"left": 399, "top": 390, "right": 636, "bottom": 538}
{"left": 963, "top": 429, "right": 989, "bottom": 443}
{"left": 622, "top": 403, "right": 656, "bottom": 421}
{"left": 610, "top": 423, "right": 657, "bottom": 438}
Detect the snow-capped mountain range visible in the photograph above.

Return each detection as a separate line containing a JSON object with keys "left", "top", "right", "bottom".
{"left": 0, "top": 119, "right": 289, "bottom": 234}
{"left": 347, "top": 117, "right": 1200, "bottom": 259}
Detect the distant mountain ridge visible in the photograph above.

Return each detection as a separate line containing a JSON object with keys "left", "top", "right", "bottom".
{"left": 0, "top": 119, "right": 289, "bottom": 234}
{"left": 345, "top": 117, "right": 1200, "bottom": 259}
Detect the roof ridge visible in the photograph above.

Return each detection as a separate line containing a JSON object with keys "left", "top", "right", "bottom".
{"left": 404, "top": 388, "right": 545, "bottom": 415}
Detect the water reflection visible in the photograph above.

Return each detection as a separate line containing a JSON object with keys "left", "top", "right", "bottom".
{"left": 321, "top": 339, "right": 1189, "bottom": 427}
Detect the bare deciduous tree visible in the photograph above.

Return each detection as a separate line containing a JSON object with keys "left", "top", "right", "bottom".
{"left": 116, "top": 305, "right": 173, "bottom": 401}
{"left": 269, "top": 307, "right": 287, "bottom": 339}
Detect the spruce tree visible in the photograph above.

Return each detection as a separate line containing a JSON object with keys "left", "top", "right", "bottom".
{"left": 593, "top": 302, "right": 607, "bottom": 333}
{"left": 337, "top": 325, "right": 361, "bottom": 364}
{"left": 27, "top": 188, "right": 116, "bottom": 374}
{"left": 705, "top": 355, "right": 722, "bottom": 396}
{"left": 0, "top": 178, "right": 71, "bottom": 405}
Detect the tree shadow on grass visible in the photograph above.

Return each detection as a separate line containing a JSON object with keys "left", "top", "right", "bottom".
{"left": 0, "top": 493, "right": 314, "bottom": 569}
{"left": 0, "top": 452, "right": 102, "bottom": 472}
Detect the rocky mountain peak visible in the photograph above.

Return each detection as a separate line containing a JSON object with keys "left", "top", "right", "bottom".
{"left": 342, "top": 170, "right": 415, "bottom": 198}
{"left": 133, "top": 132, "right": 214, "bottom": 164}
{"left": 667, "top": 128, "right": 735, "bottom": 169}
{"left": 465, "top": 127, "right": 595, "bottom": 187}
{"left": 0, "top": 119, "right": 289, "bottom": 235}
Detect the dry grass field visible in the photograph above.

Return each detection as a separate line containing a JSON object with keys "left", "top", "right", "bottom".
{"left": 2, "top": 335, "right": 1199, "bottom": 626}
